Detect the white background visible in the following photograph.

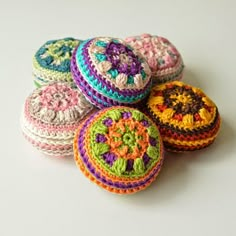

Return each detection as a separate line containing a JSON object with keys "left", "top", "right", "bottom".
{"left": 1, "top": 0, "right": 236, "bottom": 235}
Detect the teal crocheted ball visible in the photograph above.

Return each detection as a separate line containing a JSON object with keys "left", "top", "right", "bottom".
{"left": 33, "top": 37, "right": 81, "bottom": 87}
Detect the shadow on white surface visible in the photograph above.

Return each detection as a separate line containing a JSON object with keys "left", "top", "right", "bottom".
{"left": 182, "top": 67, "right": 204, "bottom": 88}
{"left": 116, "top": 118, "right": 235, "bottom": 205}
{"left": 195, "top": 118, "right": 236, "bottom": 163}
{"left": 20, "top": 116, "right": 235, "bottom": 205}
{"left": 22, "top": 139, "right": 75, "bottom": 164}
{"left": 121, "top": 152, "right": 189, "bottom": 204}
{"left": 41, "top": 154, "right": 75, "bottom": 166}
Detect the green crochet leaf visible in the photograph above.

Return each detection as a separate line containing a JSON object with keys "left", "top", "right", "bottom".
{"left": 93, "top": 123, "right": 108, "bottom": 134}
{"left": 133, "top": 158, "right": 145, "bottom": 174}
{"left": 147, "top": 146, "right": 159, "bottom": 159}
{"left": 112, "top": 158, "right": 127, "bottom": 176}
{"left": 147, "top": 125, "right": 159, "bottom": 138}
{"left": 92, "top": 143, "right": 110, "bottom": 157}
{"left": 131, "top": 110, "right": 144, "bottom": 121}
{"left": 107, "top": 110, "right": 121, "bottom": 121}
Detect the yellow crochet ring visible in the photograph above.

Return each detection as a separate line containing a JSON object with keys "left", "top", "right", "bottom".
{"left": 145, "top": 81, "right": 221, "bottom": 152}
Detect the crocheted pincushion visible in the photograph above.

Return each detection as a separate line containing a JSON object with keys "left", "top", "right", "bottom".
{"left": 125, "top": 34, "right": 184, "bottom": 84}
{"left": 145, "top": 81, "right": 221, "bottom": 152}
{"left": 71, "top": 37, "right": 152, "bottom": 109}
{"left": 33, "top": 38, "right": 81, "bottom": 87}
{"left": 21, "top": 82, "right": 94, "bottom": 157}
{"left": 73, "top": 106, "right": 164, "bottom": 194}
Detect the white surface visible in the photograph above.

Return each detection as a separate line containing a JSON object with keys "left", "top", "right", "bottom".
{"left": 0, "top": 0, "right": 236, "bottom": 235}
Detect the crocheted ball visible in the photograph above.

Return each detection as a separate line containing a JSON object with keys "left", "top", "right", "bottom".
{"left": 74, "top": 106, "right": 164, "bottom": 194}
{"left": 71, "top": 37, "right": 152, "bottom": 109}
{"left": 145, "top": 81, "right": 221, "bottom": 152}
{"left": 33, "top": 38, "right": 81, "bottom": 87}
{"left": 125, "top": 34, "right": 184, "bottom": 84}
{"left": 21, "top": 82, "right": 94, "bottom": 157}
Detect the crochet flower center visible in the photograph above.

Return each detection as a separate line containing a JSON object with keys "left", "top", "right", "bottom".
{"left": 105, "top": 42, "right": 142, "bottom": 76}
{"left": 40, "top": 84, "right": 79, "bottom": 111}
{"left": 163, "top": 85, "right": 203, "bottom": 114}
{"left": 105, "top": 118, "right": 149, "bottom": 160}
{"left": 40, "top": 39, "right": 79, "bottom": 65}
{"left": 149, "top": 82, "right": 217, "bottom": 129}
{"left": 122, "top": 132, "right": 135, "bottom": 146}
{"left": 89, "top": 108, "right": 161, "bottom": 176}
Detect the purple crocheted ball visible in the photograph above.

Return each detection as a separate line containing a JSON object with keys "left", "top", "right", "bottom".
{"left": 71, "top": 37, "right": 152, "bottom": 109}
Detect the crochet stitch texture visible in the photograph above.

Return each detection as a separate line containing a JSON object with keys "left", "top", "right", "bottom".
{"left": 145, "top": 81, "right": 221, "bottom": 152}
{"left": 74, "top": 106, "right": 164, "bottom": 194}
{"left": 21, "top": 82, "right": 94, "bottom": 156}
{"left": 71, "top": 37, "right": 152, "bottom": 108}
{"left": 125, "top": 34, "right": 184, "bottom": 84}
{"left": 33, "top": 38, "right": 81, "bottom": 87}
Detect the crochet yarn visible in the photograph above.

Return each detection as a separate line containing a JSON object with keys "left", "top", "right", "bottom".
{"left": 74, "top": 106, "right": 164, "bottom": 194}
{"left": 145, "top": 81, "right": 221, "bottom": 152}
{"left": 33, "top": 38, "right": 81, "bottom": 87}
{"left": 71, "top": 37, "right": 152, "bottom": 109}
{"left": 21, "top": 82, "right": 94, "bottom": 157}
{"left": 125, "top": 34, "right": 184, "bottom": 84}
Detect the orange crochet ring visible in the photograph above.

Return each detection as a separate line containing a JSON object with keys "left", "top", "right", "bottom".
{"left": 73, "top": 106, "right": 164, "bottom": 194}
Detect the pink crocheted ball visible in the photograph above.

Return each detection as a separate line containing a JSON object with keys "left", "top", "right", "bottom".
{"left": 125, "top": 34, "right": 184, "bottom": 84}
{"left": 21, "top": 82, "right": 95, "bottom": 157}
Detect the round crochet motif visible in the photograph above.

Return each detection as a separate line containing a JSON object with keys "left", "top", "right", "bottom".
{"left": 33, "top": 38, "right": 81, "bottom": 87}
{"left": 74, "top": 106, "right": 164, "bottom": 194}
{"left": 71, "top": 37, "right": 152, "bottom": 109}
{"left": 125, "top": 34, "right": 184, "bottom": 84}
{"left": 21, "top": 82, "right": 94, "bottom": 157}
{"left": 145, "top": 81, "right": 221, "bottom": 152}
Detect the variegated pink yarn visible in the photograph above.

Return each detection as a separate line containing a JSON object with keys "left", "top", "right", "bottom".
{"left": 125, "top": 34, "right": 184, "bottom": 84}
{"left": 21, "top": 82, "right": 95, "bottom": 157}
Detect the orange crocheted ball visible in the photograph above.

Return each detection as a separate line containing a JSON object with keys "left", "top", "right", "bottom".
{"left": 73, "top": 106, "right": 164, "bottom": 194}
